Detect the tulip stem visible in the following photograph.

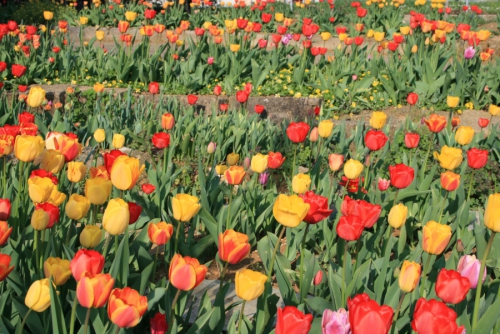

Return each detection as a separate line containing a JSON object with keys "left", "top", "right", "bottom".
{"left": 151, "top": 246, "right": 159, "bottom": 284}
{"left": 467, "top": 170, "right": 475, "bottom": 204}
{"left": 2, "top": 157, "right": 6, "bottom": 198}
{"left": 236, "top": 300, "right": 246, "bottom": 334}
{"left": 162, "top": 147, "right": 167, "bottom": 175}
{"left": 341, "top": 242, "right": 348, "bottom": 308}
{"left": 83, "top": 308, "right": 91, "bottom": 334}
{"left": 34, "top": 230, "right": 40, "bottom": 275}
{"left": 17, "top": 308, "right": 32, "bottom": 334}
{"left": 103, "top": 234, "right": 112, "bottom": 262}
{"left": 472, "top": 231, "right": 496, "bottom": 330}
{"left": 420, "top": 133, "right": 435, "bottom": 180}
{"left": 419, "top": 254, "right": 432, "bottom": 298}
{"left": 299, "top": 224, "right": 310, "bottom": 304}
{"left": 391, "top": 293, "right": 406, "bottom": 334}
{"left": 113, "top": 327, "right": 120, "bottom": 334}
{"left": 174, "top": 221, "right": 181, "bottom": 255}
{"left": 363, "top": 153, "right": 371, "bottom": 190}
{"left": 219, "top": 261, "right": 229, "bottom": 292}
{"left": 438, "top": 191, "right": 449, "bottom": 223}
{"left": 291, "top": 145, "right": 297, "bottom": 193}
{"left": 169, "top": 289, "right": 182, "bottom": 330}
{"left": 69, "top": 296, "right": 78, "bottom": 334}
{"left": 267, "top": 226, "right": 285, "bottom": 282}
{"left": 226, "top": 187, "right": 233, "bottom": 231}
{"left": 40, "top": 230, "right": 45, "bottom": 274}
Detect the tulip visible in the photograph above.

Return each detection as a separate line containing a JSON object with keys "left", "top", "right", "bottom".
{"left": 19, "top": 112, "right": 35, "bottom": 124}
{"left": 424, "top": 114, "right": 447, "bottom": 133}
{"left": 467, "top": 148, "right": 488, "bottom": 169}
{"left": 404, "top": 133, "right": 420, "bottom": 149}
{"left": 337, "top": 215, "right": 364, "bottom": 241}
{"left": 161, "top": 113, "right": 175, "bottom": 130}
{"left": 251, "top": 153, "right": 268, "bottom": 173}
{"left": 65, "top": 194, "right": 91, "bottom": 220}
{"left": 215, "top": 165, "right": 228, "bottom": 176}
{"left": 148, "top": 82, "right": 159, "bottom": 95}
{"left": 110, "top": 155, "right": 145, "bottom": 190}
{"left": 328, "top": 154, "right": 344, "bottom": 172}
{"left": 207, "top": 142, "right": 216, "bottom": 154}
{"left": 93, "top": 83, "right": 105, "bottom": 94}
{"left": 389, "top": 164, "right": 414, "bottom": 189}
{"left": 95, "top": 31, "right": 105, "bottom": 41}
{"left": 276, "top": 306, "right": 313, "bottom": 334}
{"left": 85, "top": 177, "right": 112, "bottom": 205}
{"left": 103, "top": 150, "right": 125, "bottom": 174}
{"left": 364, "top": 129, "right": 388, "bottom": 151}
{"left": 446, "top": 96, "right": 460, "bottom": 108}
{"left": 169, "top": 253, "right": 207, "bottom": 291}
{"left": 488, "top": 104, "right": 500, "bottom": 116}
{"left": 40, "top": 149, "right": 64, "bottom": 174}
{"left": 0, "top": 135, "right": 14, "bottom": 158}
{"left": 435, "top": 268, "right": 471, "bottom": 304}
{"left": 373, "top": 31, "right": 385, "bottom": 42}
{"left": 268, "top": 152, "right": 286, "bottom": 169}
{"left": 433, "top": 146, "right": 463, "bottom": 170}
{"left": 422, "top": 221, "right": 452, "bottom": 255}
{"left": 141, "top": 183, "right": 155, "bottom": 194}
{"left": 93, "top": 129, "right": 106, "bottom": 143}
{"left": 224, "top": 166, "right": 246, "bottom": 185}
{"left": 318, "top": 120, "right": 334, "bottom": 138}
{"left": 35, "top": 203, "right": 59, "bottom": 228}
{"left": 322, "top": 308, "right": 350, "bottom": 334}
{"left": 102, "top": 198, "right": 129, "bottom": 236}
{"left": 440, "top": 171, "right": 460, "bottom": 191}
{"left": 108, "top": 287, "right": 147, "bottom": 328}
{"left": 236, "top": 90, "right": 249, "bottom": 103}
{"left": 309, "top": 127, "right": 319, "bottom": 142}
{"left": 484, "top": 193, "right": 500, "bottom": 232}
{"left": 235, "top": 269, "right": 267, "bottom": 301}
{"left": 48, "top": 188, "right": 66, "bottom": 207}
{"left": 112, "top": 134, "right": 125, "bottom": 149}
{"left": 43, "top": 11, "right": 54, "bottom": 20}
{"left": 26, "top": 86, "right": 46, "bottom": 108}
{"left": 75, "top": 272, "right": 114, "bottom": 309}
{"left": 377, "top": 177, "right": 389, "bottom": 191}
{"left": 344, "top": 159, "right": 364, "bottom": 180}
{"left": 28, "top": 176, "right": 54, "bottom": 203}
{"left": 411, "top": 298, "right": 465, "bottom": 334}
{"left": 341, "top": 196, "right": 381, "bottom": 228}
{"left": 299, "top": 191, "right": 333, "bottom": 224}
{"left": 218, "top": 229, "right": 251, "bottom": 264}
{"left": 292, "top": 173, "right": 311, "bottom": 194}
{"left": 457, "top": 255, "right": 486, "bottom": 289}
{"left": 172, "top": 194, "right": 201, "bottom": 222}
{"left": 314, "top": 270, "right": 323, "bottom": 286}
{"left": 80, "top": 225, "right": 103, "bottom": 248}
{"left": 348, "top": 293, "right": 393, "bottom": 334}
{"left": 148, "top": 222, "right": 174, "bottom": 245}
{"left": 478, "top": 118, "right": 490, "bottom": 128}
{"left": 455, "top": 126, "right": 474, "bottom": 146}
{"left": 70, "top": 249, "right": 104, "bottom": 281}
{"left": 25, "top": 279, "right": 52, "bottom": 312}
{"left": 286, "top": 122, "right": 310, "bottom": 143}
{"left": 46, "top": 132, "right": 83, "bottom": 162}
{"left": 43, "top": 257, "right": 71, "bottom": 286}
{"left": 398, "top": 260, "right": 421, "bottom": 293}
{"left": 150, "top": 312, "right": 168, "bottom": 334}
{"left": 125, "top": 11, "right": 138, "bottom": 21}
{"left": 0, "top": 221, "right": 12, "bottom": 246}
{"left": 273, "top": 194, "right": 310, "bottom": 228}
{"left": 67, "top": 162, "right": 87, "bottom": 183}
{"left": 187, "top": 94, "right": 198, "bottom": 105}
{"left": 227, "top": 153, "right": 240, "bottom": 166}
{"left": 14, "top": 135, "right": 44, "bottom": 162}
{"left": 388, "top": 204, "right": 408, "bottom": 229}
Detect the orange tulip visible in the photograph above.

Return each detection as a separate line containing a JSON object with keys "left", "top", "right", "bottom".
{"left": 0, "top": 221, "right": 12, "bottom": 246}
{"left": 161, "top": 113, "right": 175, "bottom": 130}
{"left": 218, "top": 229, "right": 251, "bottom": 264}
{"left": 107, "top": 287, "right": 147, "bottom": 328}
{"left": 224, "top": 166, "right": 246, "bottom": 185}
{"left": 110, "top": 155, "right": 145, "bottom": 190}
{"left": 77, "top": 273, "right": 115, "bottom": 308}
{"left": 422, "top": 221, "right": 452, "bottom": 255}
{"left": 0, "top": 254, "right": 14, "bottom": 281}
{"left": 169, "top": 253, "right": 207, "bottom": 291}
{"left": 147, "top": 222, "right": 174, "bottom": 245}
{"left": 424, "top": 114, "right": 447, "bottom": 133}
{"left": 45, "top": 132, "right": 83, "bottom": 162}
{"left": 440, "top": 171, "right": 460, "bottom": 191}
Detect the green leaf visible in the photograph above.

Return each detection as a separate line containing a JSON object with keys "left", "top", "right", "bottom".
{"left": 49, "top": 280, "right": 68, "bottom": 334}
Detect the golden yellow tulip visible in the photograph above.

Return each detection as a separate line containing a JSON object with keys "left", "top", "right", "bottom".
{"left": 93, "top": 128, "right": 105, "bottom": 143}
{"left": 484, "top": 193, "right": 500, "bottom": 232}
{"left": 26, "top": 86, "right": 46, "bottom": 108}
{"left": 65, "top": 194, "right": 91, "bottom": 220}
{"left": 369, "top": 111, "right": 387, "bottom": 129}
{"left": 433, "top": 145, "right": 463, "bottom": 170}
{"left": 102, "top": 198, "right": 130, "bottom": 235}
{"left": 235, "top": 269, "right": 267, "bottom": 301}
{"left": 79, "top": 17, "right": 89, "bottom": 25}
{"left": 125, "top": 11, "right": 138, "bottom": 21}
{"left": 230, "top": 44, "right": 240, "bottom": 52}
{"left": 31, "top": 209, "right": 49, "bottom": 230}
{"left": 446, "top": 96, "right": 460, "bottom": 108}
{"left": 95, "top": 31, "right": 105, "bottom": 41}
{"left": 374, "top": 31, "right": 385, "bottom": 42}
{"left": 292, "top": 174, "right": 311, "bottom": 194}
{"left": 320, "top": 32, "right": 332, "bottom": 41}
{"left": 275, "top": 13, "right": 284, "bottom": 22}
{"left": 43, "top": 11, "right": 54, "bottom": 20}
{"left": 400, "top": 26, "right": 410, "bottom": 35}
{"left": 455, "top": 126, "right": 474, "bottom": 145}
{"left": 422, "top": 221, "right": 451, "bottom": 255}
{"left": 15, "top": 135, "right": 45, "bottom": 162}
{"left": 488, "top": 104, "right": 500, "bottom": 116}
{"left": 48, "top": 188, "right": 66, "bottom": 207}
{"left": 398, "top": 261, "right": 421, "bottom": 293}
{"left": 318, "top": 120, "right": 334, "bottom": 138}
{"left": 25, "top": 279, "right": 52, "bottom": 312}
{"left": 343, "top": 159, "right": 364, "bottom": 180}
{"left": 110, "top": 155, "right": 145, "bottom": 190}
{"left": 85, "top": 178, "right": 112, "bottom": 205}
{"left": 273, "top": 194, "right": 310, "bottom": 228}
{"left": 80, "top": 225, "right": 103, "bottom": 248}
{"left": 388, "top": 204, "right": 408, "bottom": 229}
{"left": 112, "top": 134, "right": 125, "bottom": 149}
{"left": 44, "top": 257, "right": 71, "bottom": 286}
{"left": 67, "top": 162, "right": 87, "bottom": 183}
{"left": 227, "top": 153, "right": 240, "bottom": 166}
{"left": 28, "top": 177, "right": 55, "bottom": 204}
{"left": 40, "top": 150, "right": 65, "bottom": 174}
{"left": 172, "top": 194, "right": 201, "bottom": 222}
{"left": 251, "top": 153, "right": 268, "bottom": 174}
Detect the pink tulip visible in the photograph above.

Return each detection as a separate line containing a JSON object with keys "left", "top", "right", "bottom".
{"left": 457, "top": 255, "right": 486, "bottom": 288}
{"left": 378, "top": 178, "right": 390, "bottom": 191}
{"left": 314, "top": 270, "right": 323, "bottom": 286}
{"left": 321, "top": 308, "right": 351, "bottom": 334}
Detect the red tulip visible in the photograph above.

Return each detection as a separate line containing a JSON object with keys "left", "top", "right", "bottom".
{"left": 254, "top": 104, "right": 265, "bottom": 114}
{"left": 30, "top": 169, "right": 58, "bottom": 185}
{"left": 148, "top": 82, "right": 159, "bottom": 95}
{"left": 145, "top": 9, "right": 156, "bottom": 19}
{"left": 275, "top": 306, "right": 313, "bottom": 334}
{"left": 151, "top": 132, "right": 170, "bottom": 149}
{"left": 258, "top": 39, "right": 268, "bottom": 48}
{"left": 237, "top": 18, "right": 248, "bottom": 29}
{"left": 261, "top": 13, "right": 272, "bottom": 23}
{"left": 194, "top": 28, "right": 205, "bottom": 36}
{"left": 0, "top": 199, "right": 11, "bottom": 221}
{"left": 478, "top": 118, "right": 489, "bottom": 128}
{"left": 336, "top": 27, "right": 347, "bottom": 35}
{"left": 0, "top": 62, "right": 7, "bottom": 73}
{"left": 0, "top": 254, "right": 14, "bottom": 281}
{"left": 467, "top": 148, "right": 488, "bottom": 169}
{"left": 411, "top": 298, "right": 465, "bottom": 334}
{"left": 141, "top": 183, "right": 155, "bottom": 194}
{"left": 244, "top": 83, "right": 253, "bottom": 94}
{"left": 393, "top": 34, "right": 404, "bottom": 44}
{"left": 128, "top": 202, "right": 142, "bottom": 224}
{"left": 407, "top": 92, "right": 419, "bottom": 105}
{"left": 20, "top": 123, "right": 38, "bottom": 136}
{"left": 341, "top": 195, "right": 381, "bottom": 228}
{"left": 277, "top": 25, "right": 287, "bottom": 35}
{"left": 103, "top": 149, "right": 126, "bottom": 174}
{"left": 354, "top": 36, "right": 364, "bottom": 45}
{"left": 7, "top": 20, "right": 18, "bottom": 31}
{"left": 303, "top": 18, "right": 313, "bottom": 25}
{"left": 389, "top": 164, "right": 414, "bottom": 189}
{"left": 52, "top": 46, "right": 61, "bottom": 53}
{"left": 364, "top": 130, "right": 388, "bottom": 151}
{"left": 311, "top": 47, "right": 320, "bottom": 56}
{"left": 253, "top": 23, "right": 262, "bottom": 32}
{"left": 286, "top": 122, "right": 310, "bottom": 143}
{"left": 356, "top": 7, "right": 368, "bottom": 17}
{"left": 187, "top": 94, "right": 198, "bottom": 105}
{"left": 302, "top": 40, "right": 312, "bottom": 48}
{"left": 12, "top": 64, "right": 26, "bottom": 78}
{"left": 388, "top": 42, "right": 399, "bottom": 52}
{"left": 268, "top": 152, "right": 286, "bottom": 169}
{"left": 36, "top": 203, "right": 60, "bottom": 228}
{"left": 213, "top": 85, "right": 222, "bottom": 96}
{"left": 236, "top": 90, "right": 249, "bottom": 103}
{"left": 404, "top": 133, "right": 420, "bottom": 149}
{"left": 348, "top": 293, "right": 393, "bottom": 334}
{"left": 58, "top": 20, "right": 68, "bottom": 29}
{"left": 70, "top": 249, "right": 105, "bottom": 281}
{"left": 336, "top": 215, "right": 364, "bottom": 241}
{"left": 17, "top": 112, "right": 34, "bottom": 125}
{"left": 435, "top": 269, "right": 471, "bottom": 304}
{"left": 299, "top": 191, "right": 333, "bottom": 224}
{"left": 150, "top": 312, "right": 168, "bottom": 334}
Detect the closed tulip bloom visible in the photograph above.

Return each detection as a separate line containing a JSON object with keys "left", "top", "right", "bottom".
{"left": 108, "top": 287, "right": 147, "bottom": 328}
{"left": 422, "top": 221, "right": 452, "bottom": 255}
{"left": 373, "top": 31, "right": 385, "bottom": 42}
{"left": 273, "top": 194, "right": 310, "bottom": 228}
{"left": 169, "top": 253, "right": 207, "bottom": 291}
{"left": 447, "top": 96, "right": 460, "bottom": 108}
{"left": 148, "top": 222, "right": 174, "bottom": 245}
{"left": 224, "top": 166, "right": 246, "bottom": 185}
{"left": 406, "top": 92, "right": 418, "bottom": 105}
{"left": 93, "top": 83, "right": 105, "bottom": 94}
{"left": 112, "top": 134, "right": 125, "bottom": 149}
{"left": 80, "top": 225, "right": 103, "bottom": 248}
{"left": 328, "top": 154, "right": 344, "bottom": 171}
{"left": 276, "top": 306, "right": 313, "bottom": 334}
{"left": 267, "top": 152, "right": 286, "bottom": 169}
{"left": 440, "top": 171, "right": 460, "bottom": 191}
{"left": 207, "top": 142, "right": 216, "bottom": 154}
{"left": 457, "top": 255, "right": 486, "bottom": 288}
{"left": 77, "top": 273, "right": 115, "bottom": 308}
{"left": 44, "top": 11, "right": 54, "bottom": 20}
{"left": 300, "top": 191, "right": 333, "bottom": 224}
{"left": 286, "top": 122, "right": 310, "bottom": 143}
{"left": 26, "top": 86, "right": 46, "bottom": 108}
{"left": 151, "top": 132, "right": 170, "bottom": 149}
{"left": 215, "top": 165, "right": 227, "bottom": 175}
{"left": 344, "top": 159, "right": 364, "bottom": 180}
{"left": 424, "top": 114, "right": 447, "bottom": 133}
{"left": 322, "top": 308, "right": 350, "bottom": 334}
{"left": 0, "top": 221, "right": 12, "bottom": 246}
{"left": 85, "top": 178, "right": 112, "bottom": 205}
{"left": 0, "top": 135, "right": 14, "bottom": 158}
{"left": 28, "top": 176, "right": 55, "bottom": 203}
{"left": 40, "top": 149, "right": 65, "bottom": 174}
{"left": 318, "top": 120, "right": 334, "bottom": 138}
{"left": 125, "top": 11, "right": 138, "bottom": 21}
{"left": 309, "top": 127, "right": 319, "bottom": 142}
{"left": 25, "top": 279, "right": 52, "bottom": 312}
{"left": 95, "top": 31, "right": 105, "bottom": 41}
{"left": 70, "top": 249, "right": 104, "bottom": 281}
{"left": 67, "top": 162, "right": 87, "bottom": 183}
{"left": 389, "top": 164, "right": 414, "bottom": 189}
{"left": 488, "top": 104, "right": 500, "bottom": 116}
{"left": 150, "top": 312, "right": 168, "bottom": 334}
{"left": 110, "top": 155, "right": 145, "bottom": 190}
{"left": 404, "top": 133, "right": 420, "bottom": 149}
{"left": 218, "top": 229, "right": 251, "bottom": 264}
{"left": 93, "top": 129, "right": 106, "bottom": 143}
{"left": 14, "top": 135, "right": 45, "bottom": 162}
{"left": 292, "top": 173, "right": 311, "bottom": 194}
{"left": 378, "top": 178, "right": 390, "bottom": 191}
{"left": 102, "top": 198, "right": 129, "bottom": 235}
{"left": 66, "top": 194, "right": 91, "bottom": 220}
{"left": 398, "top": 260, "right": 421, "bottom": 293}
{"left": 227, "top": 153, "right": 240, "bottom": 166}
{"left": 79, "top": 16, "right": 89, "bottom": 25}
{"left": 433, "top": 146, "right": 463, "bottom": 170}
{"left": 251, "top": 153, "right": 268, "bottom": 173}
{"left": 44, "top": 257, "right": 71, "bottom": 286}
{"left": 484, "top": 193, "right": 500, "bottom": 232}
{"left": 388, "top": 204, "right": 408, "bottom": 229}
{"left": 365, "top": 129, "right": 388, "bottom": 151}
{"left": 337, "top": 215, "right": 364, "bottom": 241}
{"left": 348, "top": 293, "right": 393, "bottom": 334}
{"left": 314, "top": 270, "right": 323, "bottom": 286}
{"left": 467, "top": 148, "right": 488, "bottom": 169}
{"left": 172, "top": 194, "right": 201, "bottom": 222}
{"left": 370, "top": 111, "right": 387, "bottom": 129}
{"left": 455, "top": 126, "right": 474, "bottom": 145}
{"left": 30, "top": 204, "right": 53, "bottom": 230}
{"left": 161, "top": 113, "right": 175, "bottom": 130}
{"left": 235, "top": 269, "right": 267, "bottom": 301}
{"left": 411, "top": 298, "right": 465, "bottom": 334}
{"left": 435, "top": 268, "right": 471, "bottom": 304}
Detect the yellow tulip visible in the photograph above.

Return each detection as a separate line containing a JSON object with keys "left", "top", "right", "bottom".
{"left": 388, "top": 204, "right": 408, "bottom": 229}
{"left": 400, "top": 26, "right": 410, "bottom": 35}
{"left": 172, "top": 194, "right": 201, "bottom": 222}
{"left": 343, "top": 159, "right": 364, "bottom": 180}
{"left": 112, "top": 134, "right": 125, "bottom": 149}
{"left": 398, "top": 260, "right": 421, "bottom": 293}
{"left": 477, "top": 30, "right": 491, "bottom": 41}
{"left": 93, "top": 128, "right": 106, "bottom": 143}
{"left": 80, "top": 225, "right": 103, "bottom": 248}
{"left": 31, "top": 209, "right": 49, "bottom": 230}
{"left": 215, "top": 164, "right": 228, "bottom": 175}
{"left": 79, "top": 17, "right": 89, "bottom": 25}
{"left": 367, "top": 29, "right": 375, "bottom": 38}
{"left": 95, "top": 31, "right": 105, "bottom": 41}
{"left": 251, "top": 153, "right": 268, "bottom": 174}
{"left": 275, "top": 13, "right": 284, "bottom": 22}
{"left": 235, "top": 269, "right": 267, "bottom": 301}
{"left": 26, "top": 86, "right": 46, "bottom": 108}
{"left": 44, "top": 257, "right": 71, "bottom": 286}
{"left": 15, "top": 135, "right": 45, "bottom": 162}
{"left": 318, "top": 120, "right": 334, "bottom": 138}
{"left": 110, "top": 155, "right": 145, "bottom": 190}
{"left": 40, "top": 149, "right": 65, "bottom": 174}
{"left": 422, "top": 221, "right": 452, "bottom": 255}
{"left": 227, "top": 153, "right": 240, "bottom": 166}
{"left": 411, "top": 45, "right": 418, "bottom": 53}
{"left": 374, "top": 31, "right": 385, "bottom": 42}
{"left": 273, "top": 194, "right": 310, "bottom": 228}
{"left": 446, "top": 96, "right": 460, "bottom": 108}
{"left": 230, "top": 44, "right": 240, "bottom": 52}
{"left": 125, "top": 11, "right": 138, "bottom": 21}
{"left": 292, "top": 174, "right": 311, "bottom": 194}
{"left": 338, "top": 33, "right": 348, "bottom": 42}
{"left": 320, "top": 32, "right": 332, "bottom": 41}
{"left": 369, "top": 111, "right": 387, "bottom": 129}
{"left": 65, "top": 194, "right": 91, "bottom": 220}
{"left": 67, "top": 162, "right": 87, "bottom": 183}
{"left": 85, "top": 178, "right": 112, "bottom": 205}
{"left": 102, "top": 198, "right": 130, "bottom": 235}
{"left": 28, "top": 177, "right": 55, "bottom": 204}
{"left": 43, "top": 11, "right": 54, "bottom": 20}
{"left": 48, "top": 188, "right": 66, "bottom": 207}
{"left": 488, "top": 104, "right": 500, "bottom": 116}
{"left": 454, "top": 126, "right": 474, "bottom": 145}
{"left": 203, "top": 21, "right": 212, "bottom": 29}
{"left": 433, "top": 145, "right": 463, "bottom": 170}
{"left": 484, "top": 194, "right": 500, "bottom": 232}
{"left": 25, "top": 279, "right": 52, "bottom": 312}
{"left": 224, "top": 19, "right": 237, "bottom": 29}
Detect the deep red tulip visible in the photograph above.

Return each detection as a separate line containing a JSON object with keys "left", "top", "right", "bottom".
{"left": 299, "top": 191, "right": 333, "bottom": 224}
{"left": 103, "top": 150, "right": 126, "bottom": 174}
{"left": 354, "top": 36, "right": 364, "bottom": 45}
{"left": 12, "top": 64, "right": 26, "bottom": 78}
{"left": 411, "top": 298, "right": 465, "bottom": 334}
{"left": 393, "top": 34, "right": 404, "bottom": 44}
{"left": 467, "top": 148, "right": 488, "bottom": 169}
{"left": 275, "top": 306, "right": 313, "bottom": 334}
{"left": 141, "top": 183, "right": 155, "bottom": 194}
{"left": 70, "top": 249, "right": 105, "bottom": 281}
{"left": 478, "top": 118, "right": 489, "bottom": 128}
{"left": 52, "top": 46, "right": 61, "bottom": 53}
{"left": 341, "top": 195, "right": 381, "bottom": 228}
{"left": 311, "top": 47, "right": 320, "bottom": 56}
{"left": 7, "top": 21, "right": 18, "bottom": 31}
{"left": 20, "top": 123, "right": 38, "bottom": 136}
{"left": 364, "top": 130, "right": 388, "bottom": 151}
{"left": 336, "top": 215, "right": 364, "bottom": 241}
{"left": 407, "top": 92, "right": 419, "bottom": 105}
{"left": 258, "top": 39, "right": 268, "bottom": 48}
{"left": 0, "top": 199, "right": 11, "bottom": 221}
{"left": 261, "top": 13, "right": 272, "bottom": 23}
{"left": 253, "top": 23, "right": 262, "bottom": 32}
{"left": 150, "top": 312, "right": 168, "bottom": 334}
{"left": 336, "top": 26, "right": 347, "bottom": 35}
{"left": 144, "top": 9, "right": 156, "bottom": 19}
{"left": 268, "top": 152, "right": 286, "bottom": 169}
{"left": 302, "top": 40, "right": 312, "bottom": 48}
{"left": 0, "top": 62, "right": 7, "bottom": 73}
{"left": 404, "top": 133, "right": 420, "bottom": 149}
{"left": 303, "top": 18, "right": 313, "bottom": 25}
{"left": 389, "top": 164, "right": 414, "bottom": 189}
{"left": 151, "top": 132, "right": 170, "bottom": 149}
{"left": 236, "top": 90, "right": 249, "bottom": 103}
{"left": 148, "top": 82, "right": 159, "bottom": 95}
{"left": 254, "top": 105, "right": 265, "bottom": 114}
{"left": 277, "top": 25, "right": 287, "bottom": 35}
{"left": 128, "top": 202, "right": 142, "bottom": 224}
{"left": 36, "top": 203, "right": 60, "bottom": 228}
{"left": 348, "top": 293, "right": 393, "bottom": 334}
{"left": 187, "top": 94, "right": 198, "bottom": 105}
{"left": 286, "top": 122, "right": 310, "bottom": 143}
{"left": 18, "top": 112, "right": 35, "bottom": 124}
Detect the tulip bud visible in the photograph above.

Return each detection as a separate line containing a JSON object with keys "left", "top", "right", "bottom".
{"left": 147, "top": 222, "right": 174, "bottom": 245}
{"left": 440, "top": 171, "right": 460, "bottom": 191}
{"left": 422, "top": 221, "right": 452, "bottom": 255}
{"left": 388, "top": 203, "right": 408, "bottom": 229}
{"left": 112, "top": 134, "right": 125, "bottom": 149}
{"left": 259, "top": 172, "right": 269, "bottom": 186}
{"left": 251, "top": 153, "right": 268, "bottom": 174}
{"left": 313, "top": 270, "right": 323, "bottom": 285}
{"left": 65, "top": 194, "right": 91, "bottom": 220}
{"left": 171, "top": 194, "right": 201, "bottom": 222}
{"left": 102, "top": 198, "right": 130, "bottom": 236}
{"left": 398, "top": 260, "right": 421, "bottom": 292}
{"left": 0, "top": 199, "right": 11, "bottom": 221}
{"left": 328, "top": 154, "right": 344, "bottom": 172}
{"left": 207, "top": 142, "right": 216, "bottom": 154}
{"left": 93, "top": 129, "right": 106, "bottom": 143}
{"left": 378, "top": 177, "right": 390, "bottom": 191}
{"left": 343, "top": 159, "right": 364, "bottom": 180}
{"left": 25, "top": 279, "right": 52, "bottom": 312}
{"left": 411, "top": 45, "right": 418, "bottom": 53}
{"left": 309, "top": 127, "right": 318, "bottom": 142}
{"left": 44, "top": 257, "right": 71, "bottom": 286}
{"left": 484, "top": 193, "right": 500, "bottom": 232}
{"left": 318, "top": 120, "right": 334, "bottom": 138}
{"left": 457, "top": 255, "right": 486, "bottom": 288}
{"left": 227, "top": 153, "right": 239, "bottom": 166}
{"left": 80, "top": 225, "right": 103, "bottom": 248}
{"left": 67, "top": 162, "right": 87, "bottom": 183}
{"left": 243, "top": 157, "right": 251, "bottom": 170}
